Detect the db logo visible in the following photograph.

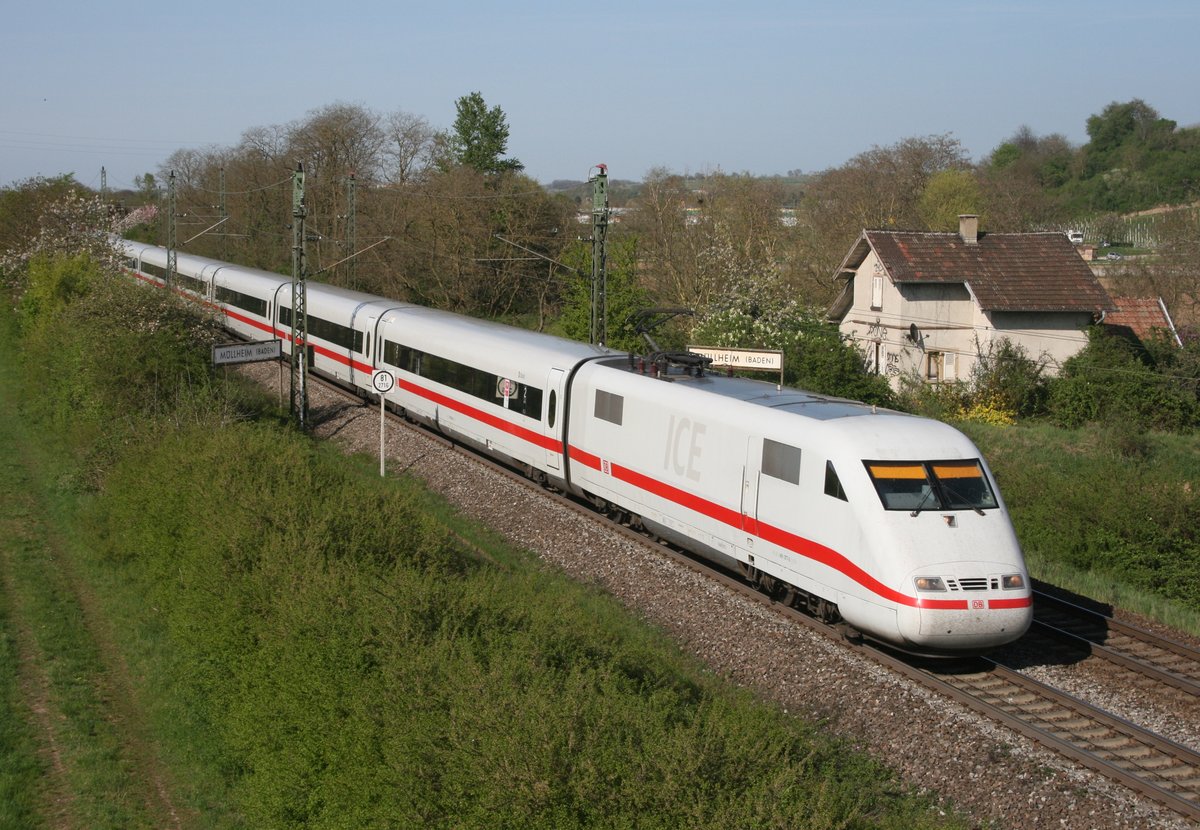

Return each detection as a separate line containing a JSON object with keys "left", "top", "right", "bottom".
{"left": 602, "top": 459, "right": 612, "bottom": 475}
{"left": 972, "top": 600, "right": 985, "bottom": 610}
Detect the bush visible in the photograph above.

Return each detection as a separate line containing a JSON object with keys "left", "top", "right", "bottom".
{"left": 16, "top": 253, "right": 227, "bottom": 464}
{"left": 1047, "top": 328, "right": 1200, "bottom": 432}
{"left": 691, "top": 274, "right": 895, "bottom": 407}
{"left": 894, "top": 377, "right": 969, "bottom": 421}
{"left": 969, "top": 338, "right": 1050, "bottom": 418}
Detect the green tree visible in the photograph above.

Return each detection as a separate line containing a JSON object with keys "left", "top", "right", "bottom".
{"left": 446, "top": 91, "right": 523, "bottom": 175}
{"left": 1070, "top": 99, "right": 1200, "bottom": 211}
{"left": 553, "top": 236, "right": 648, "bottom": 352}
{"left": 917, "top": 169, "right": 982, "bottom": 231}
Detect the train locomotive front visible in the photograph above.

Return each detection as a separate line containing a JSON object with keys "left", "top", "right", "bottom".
{"left": 821, "top": 414, "right": 1032, "bottom": 653}
{"left": 564, "top": 360, "right": 1032, "bottom": 655}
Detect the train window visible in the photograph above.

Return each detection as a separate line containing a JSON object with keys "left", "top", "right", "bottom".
{"left": 824, "top": 461, "right": 848, "bottom": 501}
{"left": 215, "top": 285, "right": 268, "bottom": 317}
{"left": 177, "top": 274, "right": 205, "bottom": 295}
{"left": 141, "top": 262, "right": 167, "bottom": 280}
{"left": 594, "top": 390, "right": 623, "bottom": 425}
{"left": 865, "top": 463, "right": 932, "bottom": 511}
{"left": 309, "top": 314, "right": 364, "bottom": 352}
{"left": 930, "top": 461, "right": 998, "bottom": 510}
{"left": 382, "top": 340, "right": 421, "bottom": 373}
{"left": 383, "top": 340, "right": 543, "bottom": 419}
{"left": 548, "top": 390, "right": 557, "bottom": 428}
{"left": 277, "top": 308, "right": 363, "bottom": 352}
{"left": 864, "top": 460, "right": 997, "bottom": 512}
{"left": 762, "top": 439, "right": 800, "bottom": 485}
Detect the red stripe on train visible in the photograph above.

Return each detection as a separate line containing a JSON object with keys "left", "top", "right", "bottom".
{"left": 568, "top": 447, "right": 1030, "bottom": 612}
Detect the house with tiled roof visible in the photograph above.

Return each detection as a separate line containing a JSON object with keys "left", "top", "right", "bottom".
{"left": 827, "top": 215, "right": 1115, "bottom": 389}
{"left": 1104, "top": 296, "right": 1182, "bottom": 348}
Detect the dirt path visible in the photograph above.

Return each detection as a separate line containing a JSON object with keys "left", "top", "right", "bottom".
{"left": 0, "top": 473, "right": 76, "bottom": 828}
{"left": 0, "top": 354, "right": 187, "bottom": 829}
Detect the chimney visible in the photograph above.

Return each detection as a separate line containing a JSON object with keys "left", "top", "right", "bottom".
{"left": 959, "top": 214, "right": 979, "bottom": 245}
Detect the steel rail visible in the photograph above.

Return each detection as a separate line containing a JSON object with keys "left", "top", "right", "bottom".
{"left": 1032, "top": 589, "right": 1200, "bottom": 696}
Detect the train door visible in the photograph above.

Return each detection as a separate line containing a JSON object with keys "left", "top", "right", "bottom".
{"left": 544, "top": 368, "right": 564, "bottom": 470}
{"left": 741, "top": 436, "right": 761, "bottom": 536}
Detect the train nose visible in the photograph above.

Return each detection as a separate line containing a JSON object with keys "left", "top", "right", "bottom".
{"left": 903, "top": 563, "right": 1033, "bottom": 648}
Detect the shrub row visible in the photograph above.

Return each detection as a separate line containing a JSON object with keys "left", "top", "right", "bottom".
{"left": 901, "top": 331, "right": 1200, "bottom": 434}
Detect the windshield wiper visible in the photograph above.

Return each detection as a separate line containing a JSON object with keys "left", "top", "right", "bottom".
{"left": 939, "top": 482, "right": 986, "bottom": 515}
{"left": 909, "top": 488, "right": 938, "bottom": 517}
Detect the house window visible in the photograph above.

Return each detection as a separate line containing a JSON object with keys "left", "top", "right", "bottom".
{"left": 927, "top": 352, "right": 942, "bottom": 383}
{"left": 871, "top": 275, "right": 884, "bottom": 310}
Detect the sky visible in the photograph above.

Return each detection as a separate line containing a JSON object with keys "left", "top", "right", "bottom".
{"left": 2, "top": 0, "right": 1198, "bottom": 191}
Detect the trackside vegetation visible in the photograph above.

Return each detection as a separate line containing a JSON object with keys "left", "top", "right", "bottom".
{"left": 963, "top": 422, "right": 1200, "bottom": 633}
{"left": 0, "top": 253, "right": 968, "bottom": 825}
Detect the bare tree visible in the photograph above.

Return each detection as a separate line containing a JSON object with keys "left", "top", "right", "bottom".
{"left": 794, "top": 134, "right": 971, "bottom": 294}
{"left": 284, "top": 103, "right": 386, "bottom": 273}
{"left": 382, "top": 111, "right": 436, "bottom": 185}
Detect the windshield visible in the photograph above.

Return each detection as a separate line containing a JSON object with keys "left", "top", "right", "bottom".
{"left": 864, "top": 460, "right": 998, "bottom": 512}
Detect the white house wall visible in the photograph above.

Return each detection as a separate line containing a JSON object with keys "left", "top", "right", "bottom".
{"left": 837, "top": 252, "right": 1092, "bottom": 390}
{"left": 982, "top": 311, "right": 1092, "bottom": 373}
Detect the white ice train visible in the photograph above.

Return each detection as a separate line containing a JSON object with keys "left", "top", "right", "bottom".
{"left": 116, "top": 238, "right": 1033, "bottom": 654}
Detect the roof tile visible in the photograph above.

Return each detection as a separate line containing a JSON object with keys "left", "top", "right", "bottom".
{"left": 865, "top": 230, "right": 1114, "bottom": 313}
{"left": 1105, "top": 296, "right": 1177, "bottom": 343}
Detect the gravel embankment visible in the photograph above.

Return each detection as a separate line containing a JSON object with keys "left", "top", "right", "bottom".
{"left": 243, "top": 363, "right": 1197, "bottom": 829}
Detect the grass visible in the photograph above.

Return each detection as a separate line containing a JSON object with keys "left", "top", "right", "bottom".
{"left": 0, "top": 492, "right": 46, "bottom": 830}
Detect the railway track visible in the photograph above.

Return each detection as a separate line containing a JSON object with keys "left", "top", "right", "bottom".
{"left": 301, "top": 367, "right": 1200, "bottom": 825}
{"left": 907, "top": 656, "right": 1200, "bottom": 821}
{"left": 1027, "top": 588, "right": 1200, "bottom": 698}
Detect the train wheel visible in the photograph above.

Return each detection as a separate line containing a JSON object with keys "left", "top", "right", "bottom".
{"left": 813, "top": 598, "right": 841, "bottom": 624}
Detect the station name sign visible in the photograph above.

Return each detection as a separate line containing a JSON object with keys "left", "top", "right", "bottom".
{"left": 212, "top": 339, "right": 282, "bottom": 366}
{"left": 687, "top": 346, "right": 784, "bottom": 371}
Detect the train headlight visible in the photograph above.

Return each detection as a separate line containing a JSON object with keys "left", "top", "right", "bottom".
{"left": 1002, "top": 573, "right": 1026, "bottom": 590}
{"left": 913, "top": 576, "right": 947, "bottom": 592}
